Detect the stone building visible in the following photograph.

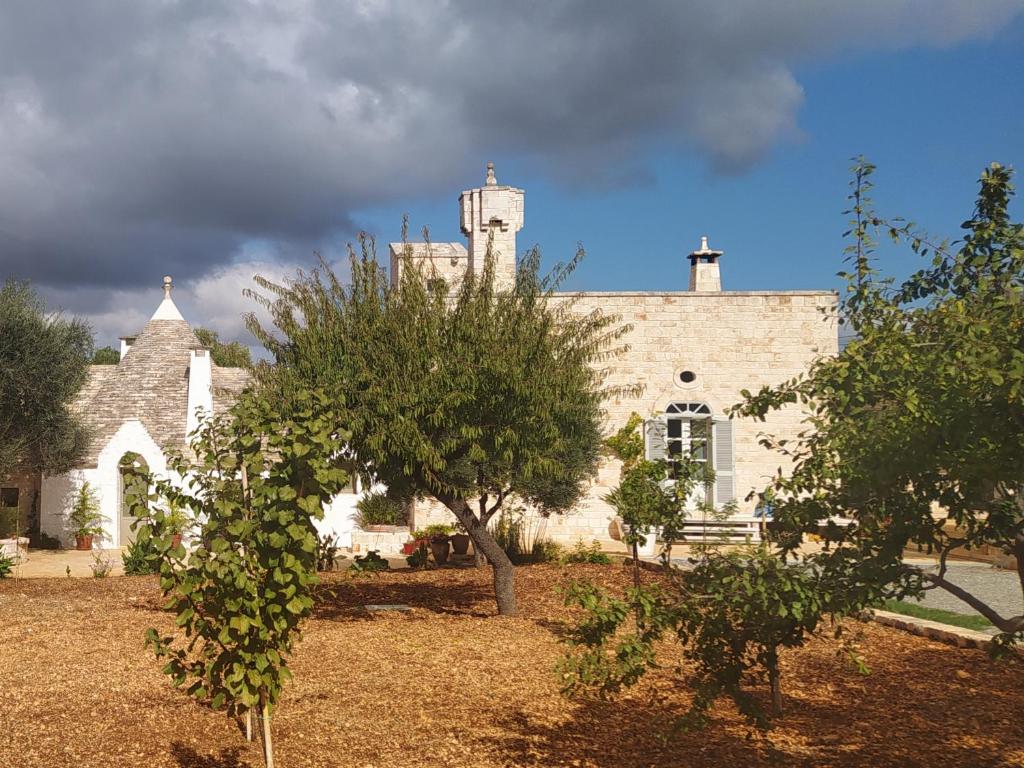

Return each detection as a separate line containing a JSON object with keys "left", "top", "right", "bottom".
{"left": 4, "top": 163, "right": 836, "bottom": 553}
{"left": 395, "top": 163, "right": 838, "bottom": 546}
{"left": 28, "top": 278, "right": 361, "bottom": 549}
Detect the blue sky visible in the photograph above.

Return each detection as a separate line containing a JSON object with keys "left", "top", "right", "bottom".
{"left": 354, "top": 16, "right": 1024, "bottom": 297}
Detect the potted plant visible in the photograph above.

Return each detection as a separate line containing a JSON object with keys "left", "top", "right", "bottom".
{"left": 68, "top": 482, "right": 103, "bottom": 550}
{"left": 354, "top": 492, "right": 407, "bottom": 532}
{"left": 424, "top": 523, "right": 454, "bottom": 565}
{"left": 166, "top": 501, "right": 189, "bottom": 549}
{"left": 450, "top": 522, "right": 471, "bottom": 557}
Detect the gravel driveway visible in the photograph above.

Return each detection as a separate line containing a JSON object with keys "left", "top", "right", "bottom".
{"left": 903, "top": 558, "right": 1023, "bottom": 623}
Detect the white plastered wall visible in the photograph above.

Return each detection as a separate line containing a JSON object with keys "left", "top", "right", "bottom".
{"left": 40, "top": 419, "right": 171, "bottom": 548}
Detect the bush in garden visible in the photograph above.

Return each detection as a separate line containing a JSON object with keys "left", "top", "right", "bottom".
{"left": 350, "top": 550, "right": 390, "bottom": 574}
{"left": 126, "top": 387, "right": 350, "bottom": 768}
{"left": 122, "top": 536, "right": 159, "bottom": 575}
{"left": 560, "top": 545, "right": 858, "bottom": 728}
{"left": 563, "top": 540, "right": 611, "bottom": 565}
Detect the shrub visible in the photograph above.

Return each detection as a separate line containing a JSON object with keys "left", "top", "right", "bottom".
{"left": 90, "top": 552, "right": 113, "bottom": 578}
{"left": 564, "top": 540, "right": 611, "bottom": 565}
{"left": 532, "top": 539, "right": 565, "bottom": 563}
{"left": 354, "top": 492, "right": 407, "bottom": 528}
{"left": 0, "top": 553, "right": 13, "bottom": 578}
{"left": 350, "top": 550, "right": 390, "bottom": 575}
{"left": 317, "top": 532, "right": 340, "bottom": 572}
{"left": 122, "top": 536, "right": 159, "bottom": 575}
{"left": 405, "top": 547, "right": 428, "bottom": 569}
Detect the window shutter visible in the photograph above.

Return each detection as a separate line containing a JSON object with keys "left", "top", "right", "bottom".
{"left": 644, "top": 417, "right": 668, "bottom": 461}
{"left": 712, "top": 417, "right": 735, "bottom": 507}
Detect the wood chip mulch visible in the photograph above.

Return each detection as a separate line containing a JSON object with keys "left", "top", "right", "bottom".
{"left": 1, "top": 564, "right": 1023, "bottom": 767}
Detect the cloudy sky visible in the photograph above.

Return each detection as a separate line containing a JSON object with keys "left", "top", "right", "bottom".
{"left": 1, "top": 1, "right": 1022, "bottom": 348}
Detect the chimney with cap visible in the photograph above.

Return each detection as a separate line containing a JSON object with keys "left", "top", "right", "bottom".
{"left": 688, "top": 236, "right": 723, "bottom": 292}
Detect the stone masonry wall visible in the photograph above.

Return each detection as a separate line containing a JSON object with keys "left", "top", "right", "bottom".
{"left": 413, "top": 289, "right": 838, "bottom": 548}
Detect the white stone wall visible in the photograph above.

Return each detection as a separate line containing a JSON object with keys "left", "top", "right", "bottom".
{"left": 41, "top": 418, "right": 366, "bottom": 549}
{"left": 41, "top": 419, "right": 171, "bottom": 547}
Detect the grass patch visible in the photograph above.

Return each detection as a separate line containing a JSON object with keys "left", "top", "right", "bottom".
{"left": 880, "top": 599, "right": 993, "bottom": 631}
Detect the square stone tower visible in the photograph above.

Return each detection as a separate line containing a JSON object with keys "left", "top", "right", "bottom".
{"left": 459, "top": 162, "right": 524, "bottom": 289}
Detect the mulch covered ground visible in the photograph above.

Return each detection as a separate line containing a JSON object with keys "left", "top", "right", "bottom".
{"left": 1, "top": 563, "right": 1022, "bottom": 768}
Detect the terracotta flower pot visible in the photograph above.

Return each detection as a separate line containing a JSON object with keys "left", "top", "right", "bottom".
{"left": 450, "top": 533, "right": 471, "bottom": 556}
{"left": 430, "top": 537, "right": 451, "bottom": 565}
{"left": 401, "top": 540, "right": 419, "bottom": 556}
{"left": 75, "top": 535, "right": 93, "bottom": 551}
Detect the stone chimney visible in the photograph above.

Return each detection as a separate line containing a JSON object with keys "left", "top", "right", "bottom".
{"left": 186, "top": 348, "right": 213, "bottom": 438}
{"left": 688, "top": 236, "right": 723, "bottom": 292}
{"left": 459, "top": 162, "right": 524, "bottom": 289}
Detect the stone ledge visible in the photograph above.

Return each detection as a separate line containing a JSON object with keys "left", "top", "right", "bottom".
{"left": 871, "top": 609, "right": 1004, "bottom": 652}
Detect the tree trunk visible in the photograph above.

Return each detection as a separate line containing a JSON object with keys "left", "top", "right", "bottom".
{"left": 767, "top": 650, "right": 783, "bottom": 717}
{"left": 441, "top": 495, "right": 517, "bottom": 616}
{"left": 631, "top": 540, "right": 640, "bottom": 589}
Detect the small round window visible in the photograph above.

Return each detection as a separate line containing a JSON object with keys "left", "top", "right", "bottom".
{"left": 679, "top": 370, "right": 696, "bottom": 384}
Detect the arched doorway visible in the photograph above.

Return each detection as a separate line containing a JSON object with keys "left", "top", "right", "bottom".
{"left": 118, "top": 452, "right": 148, "bottom": 546}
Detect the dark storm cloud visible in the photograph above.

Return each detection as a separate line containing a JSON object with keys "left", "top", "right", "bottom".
{"left": 0, "top": 0, "right": 1020, "bottom": 304}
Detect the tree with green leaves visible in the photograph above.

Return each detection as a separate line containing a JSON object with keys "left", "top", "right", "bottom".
{"left": 195, "top": 327, "right": 253, "bottom": 368}
{"left": 0, "top": 279, "right": 92, "bottom": 480}
{"left": 733, "top": 159, "right": 1024, "bottom": 648}
{"left": 603, "top": 412, "right": 715, "bottom": 586}
{"left": 560, "top": 543, "right": 854, "bottom": 728}
{"left": 247, "top": 237, "right": 630, "bottom": 615}
{"left": 91, "top": 345, "right": 121, "bottom": 364}
{"left": 126, "top": 387, "right": 350, "bottom": 768}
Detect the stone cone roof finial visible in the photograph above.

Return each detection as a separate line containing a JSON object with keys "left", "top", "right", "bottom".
{"left": 163, "top": 275, "right": 173, "bottom": 299}
{"left": 485, "top": 161, "right": 497, "bottom": 186}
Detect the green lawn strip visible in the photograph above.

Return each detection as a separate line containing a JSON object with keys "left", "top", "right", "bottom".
{"left": 879, "top": 599, "right": 993, "bottom": 631}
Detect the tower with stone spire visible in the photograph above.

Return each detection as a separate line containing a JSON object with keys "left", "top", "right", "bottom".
{"left": 459, "top": 162, "right": 524, "bottom": 289}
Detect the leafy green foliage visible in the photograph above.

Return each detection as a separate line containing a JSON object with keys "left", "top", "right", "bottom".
{"left": 561, "top": 546, "right": 854, "bottom": 728}
{"left": 0, "top": 553, "right": 13, "bottom": 578}
{"left": 122, "top": 536, "right": 160, "bottom": 575}
{"left": 732, "top": 159, "right": 1024, "bottom": 643}
{"left": 194, "top": 327, "right": 253, "bottom": 368}
{"left": 68, "top": 482, "right": 103, "bottom": 539}
{"left": 91, "top": 346, "right": 121, "bottom": 364}
{"left": 125, "top": 387, "right": 350, "bottom": 765}
{"left": 563, "top": 540, "right": 611, "bottom": 565}
{"left": 316, "top": 532, "right": 340, "bottom": 572}
{"left": 350, "top": 550, "right": 390, "bottom": 574}
{"left": 405, "top": 547, "right": 428, "bottom": 568}
{"left": 0, "top": 280, "right": 92, "bottom": 478}
{"left": 247, "top": 234, "right": 630, "bottom": 615}
{"left": 354, "top": 492, "right": 407, "bottom": 528}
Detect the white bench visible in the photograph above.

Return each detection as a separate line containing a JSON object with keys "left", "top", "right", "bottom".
{"left": 674, "top": 516, "right": 763, "bottom": 544}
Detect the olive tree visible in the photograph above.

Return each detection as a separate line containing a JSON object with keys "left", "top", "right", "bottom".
{"left": 246, "top": 237, "right": 630, "bottom": 616}
{"left": 0, "top": 279, "right": 92, "bottom": 479}
{"left": 128, "top": 387, "right": 350, "bottom": 767}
